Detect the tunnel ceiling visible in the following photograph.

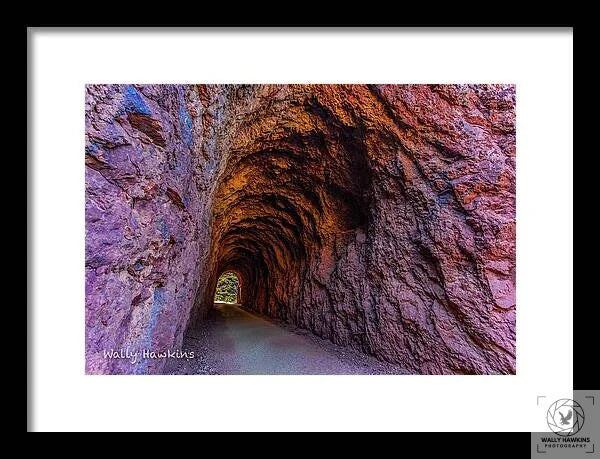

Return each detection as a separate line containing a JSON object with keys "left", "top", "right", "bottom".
{"left": 85, "top": 84, "right": 516, "bottom": 375}
{"left": 207, "top": 87, "right": 375, "bottom": 310}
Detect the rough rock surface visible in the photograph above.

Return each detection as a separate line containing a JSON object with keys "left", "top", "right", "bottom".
{"left": 86, "top": 84, "right": 515, "bottom": 375}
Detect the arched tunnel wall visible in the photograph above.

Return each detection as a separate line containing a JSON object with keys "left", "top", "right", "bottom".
{"left": 85, "top": 84, "right": 516, "bottom": 375}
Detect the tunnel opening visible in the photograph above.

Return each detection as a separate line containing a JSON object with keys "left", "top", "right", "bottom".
{"left": 214, "top": 271, "right": 241, "bottom": 304}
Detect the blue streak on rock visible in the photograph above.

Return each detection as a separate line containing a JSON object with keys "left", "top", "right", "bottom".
{"left": 139, "top": 286, "right": 167, "bottom": 374}
{"left": 134, "top": 361, "right": 147, "bottom": 375}
{"left": 129, "top": 213, "right": 139, "bottom": 231}
{"left": 437, "top": 190, "right": 453, "bottom": 206}
{"left": 123, "top": 85, "right": 152, "bottom": 115}
{"left": 179, "top": 103, "right": 193, "bottom": 147}
{"left": 149, "top": 287, "right": 166, "bottom": 339}
{"left": 158, "top": 217, "right": 169, "bottom": 240}
{"left": 85, "top": 142, "right": 99, "bottom": 155}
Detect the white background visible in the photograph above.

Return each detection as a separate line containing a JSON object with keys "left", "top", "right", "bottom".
{"left": 30, "top": 29, "right": 573, "bottom": 432}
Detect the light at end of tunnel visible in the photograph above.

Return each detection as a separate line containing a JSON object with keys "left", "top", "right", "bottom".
{"left": 214, "top": 271, "right": 240, "bottom": 304}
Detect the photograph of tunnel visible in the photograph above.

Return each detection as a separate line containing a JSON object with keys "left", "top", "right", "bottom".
{"left": 85, "top": 84, "right": 516, "bottom": 375}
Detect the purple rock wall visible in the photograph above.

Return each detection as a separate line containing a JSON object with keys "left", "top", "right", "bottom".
{"left": 85, "top": 85, "right": 227, "bottom": 374}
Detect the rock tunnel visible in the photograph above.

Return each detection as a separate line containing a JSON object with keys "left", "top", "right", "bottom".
{"left": 85, "top": 84, "right": 516, "bottom": 375}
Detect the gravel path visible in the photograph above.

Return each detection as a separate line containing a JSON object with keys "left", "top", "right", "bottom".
{"left": 164, "top": 303, "right": 410, "bottom": 375}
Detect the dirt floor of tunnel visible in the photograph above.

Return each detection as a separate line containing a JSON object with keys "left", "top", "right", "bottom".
{"left": 164, "top": 303, "right": 410, "bottom": 375}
